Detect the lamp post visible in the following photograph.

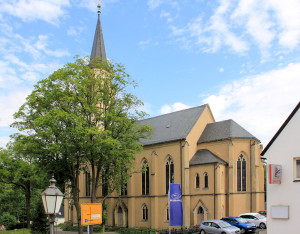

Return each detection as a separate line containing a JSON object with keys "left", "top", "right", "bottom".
{"left": 41, "top": 176, "right": 64, "bottom": 234}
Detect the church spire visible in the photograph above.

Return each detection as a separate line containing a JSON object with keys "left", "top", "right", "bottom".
{"left": 91, "top": 1, "right": 107, "bottom": 61}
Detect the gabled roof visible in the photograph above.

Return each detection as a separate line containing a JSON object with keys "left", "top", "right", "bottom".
{"left": 139, "top": 105, "right": 207, "bottom": 146}
{"left": 261, "top": 102, "right": 300, "bottom": 156}
{"left": 91, "top": 7, "right": 106, "bottom": 61}
{"left": 197, "top": 119, "right": 258, "bottom": 144}
{"left": 189, "top": 149, "right": 227, "bottom": 166}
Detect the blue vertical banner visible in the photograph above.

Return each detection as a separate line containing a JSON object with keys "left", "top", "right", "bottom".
{"left": 168, "top": 183, "right": 183, "bottom": 226}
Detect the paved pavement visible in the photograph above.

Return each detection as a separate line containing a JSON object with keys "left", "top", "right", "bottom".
{"left": 56, "top": 228, "right": 267, "bottom": 234}
{"left": 257, "top": 229, "right": 267, "bottom": 234}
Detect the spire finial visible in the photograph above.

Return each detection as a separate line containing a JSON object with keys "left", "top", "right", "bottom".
{"left": 97, "top": 0, "right": 101, "bottom": 14}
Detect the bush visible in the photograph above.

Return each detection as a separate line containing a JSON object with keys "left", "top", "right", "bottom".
{"left": 0, "top": 212, "right": 17, "bottom": 230}
{"left": 30, "top": 199, "right": 48, "bottom": 234}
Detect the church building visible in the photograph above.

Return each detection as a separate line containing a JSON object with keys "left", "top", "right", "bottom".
{"left": 64, "top": 4, "right": 265, "bottom": 229}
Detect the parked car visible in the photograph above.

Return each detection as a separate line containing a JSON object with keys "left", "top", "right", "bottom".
{"left": 221, "top": 217, "right": 256, "bottom": 233}
{"left": 239, "top": 213, "right": 267, "bottom": 229}
{"left": 257, "top": 210, "right": 267, "bottom": 217}
{"left": 200, "top": 220, "right": 241, "bottom": 234}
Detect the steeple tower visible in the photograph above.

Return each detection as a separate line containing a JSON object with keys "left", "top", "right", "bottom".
{"left": 91, "top": 1, "right": 107, "bottom": 60}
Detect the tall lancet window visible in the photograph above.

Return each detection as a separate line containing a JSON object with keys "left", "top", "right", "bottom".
{"left": 204, "top": 172, "right": 208, "bottom": 188}
{"left": 166, "top": 157, "right": 174, "bottom": 194}
{"left": 142, "top": 204, "right": 148, "bottom": 221}
{"left": 196, "top": 173, "right": 200, "bottom": 189}
{"left": 142, "top": 160, "right": 149, "bottom": 195}
{"left": 237, "top": 154, "right": 246, "bottom": 191}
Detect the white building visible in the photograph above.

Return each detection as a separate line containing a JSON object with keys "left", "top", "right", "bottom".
{"left": 261, "top": 102, "right": 300, "bottom": 234}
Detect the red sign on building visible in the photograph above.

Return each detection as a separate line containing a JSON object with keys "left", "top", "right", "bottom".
{"left": 269, "top": 164, "right": 282, "bottom": 184}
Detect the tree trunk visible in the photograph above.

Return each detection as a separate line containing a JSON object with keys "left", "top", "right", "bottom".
{"left": 25, "top": 182, "right": 31, "bottom": 229}
{"left": 72, "top": 184, "right": 83, "bottom": 234}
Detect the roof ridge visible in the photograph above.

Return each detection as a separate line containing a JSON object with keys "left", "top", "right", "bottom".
{"left": 139, "top": 104, "right": 207, "bottom": 122}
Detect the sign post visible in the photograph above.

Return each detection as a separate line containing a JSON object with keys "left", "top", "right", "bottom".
{"left": 1, "top": 225, "right": 6, "bottom": 234}
{"left": 81, "top": 203, "right": 102, "bottom": 233}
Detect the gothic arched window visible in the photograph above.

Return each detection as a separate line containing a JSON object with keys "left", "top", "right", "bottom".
{"left": 166, "top": 157, "right": 174, "bottom": 194}
{"left": 142, "top": 160, "right": 149, "bottom": 195}
{"left": 204, "top": 172, "right": 208, "bottom": 188}
{"left": 196, "top": 173, "right": 200, "bottom": 188}
{"left": 237, "top": 154, "right": 246, "bottom": 191}
{"left": 85, "top": 167, "right": 90, "bottom": 197}
{"left": 142, "top": 204, "right": 148, "bottom": 221}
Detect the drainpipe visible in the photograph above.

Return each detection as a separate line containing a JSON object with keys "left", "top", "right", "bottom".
{"left": 214, "top": 163, "right": 216, "bottom": 219}
{"left": 250, "top": 139, "right": 253, "bottom": 212}
{"left": 180, "top": 141, "right": 183, "bottom": 191}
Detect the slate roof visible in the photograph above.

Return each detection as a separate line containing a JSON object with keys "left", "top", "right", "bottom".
{"left": 91, "top": 8, "right": 107, "bottom": 61}
{"left": 189, "top": 149, "right": 227, "bottom": 166}
{"left": 197, "top": 119, "right": 258, "bottom": 144}
{"left": 139, "top": 105, "right": 207, "bottom": 146}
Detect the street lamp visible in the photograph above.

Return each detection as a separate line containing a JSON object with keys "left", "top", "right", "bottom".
{"left": 41, "top": 176, "right": 64, "bottom": 234}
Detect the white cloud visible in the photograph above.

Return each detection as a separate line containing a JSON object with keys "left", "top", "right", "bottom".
{"left": 0, "top": 0, "right": 70, "bottom": 25}
{"left": 202, "top": 62, "right": 300, "bottom": 146}
{"left": 0, "top": 136, "right": 10, "bottom": 148}
{"left": 160, "top": 10, "right": 173, "bottom": 23}
{"left": 166, "top": 0, "right": 300, "bottom": 57}
{"left": 67, "top": 26, "right": 85, "bottom": 36}
{"left": 219, "top": 68, "right": 224, "bottom": 72}
{"left": 0, "top": 88, "right": 32, "bottom": 127}
{"left": 147, "top": 0, "right": 179, "bottom": 11}
{"left": 268, "top": 0, "right": 300, "bottom": 49}
{"left": 160, "top": 102, "right": 191, "bottom": 114}
{"left": 75, "top": 0, "right": 119, "bottom": 12}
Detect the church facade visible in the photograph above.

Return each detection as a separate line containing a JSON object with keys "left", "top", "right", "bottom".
{"left": 64, "top": 5, "right": 265, "bottom": 229}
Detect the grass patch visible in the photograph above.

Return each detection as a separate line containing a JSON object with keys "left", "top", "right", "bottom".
{"left": 0, "top": 229, "right": 31, "bottom": 234}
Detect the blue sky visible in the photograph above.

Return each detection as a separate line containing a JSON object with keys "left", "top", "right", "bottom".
{"left": 0, "top": 0, "right": 299, "bottom": 148}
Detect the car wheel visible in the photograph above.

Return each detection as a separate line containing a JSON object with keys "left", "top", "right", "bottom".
{"left": 259, "top": 222, "right": 266, "bottom": 229}
{"left": 240, "top": 227, "right": 246, "bottom": 233}
{"left": 200, "top": 230, "right": 206, "bottom": 234}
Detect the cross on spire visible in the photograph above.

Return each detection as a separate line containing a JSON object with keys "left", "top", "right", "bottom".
{"left": 98, "top": 0, "right": 101, "bottom": 14}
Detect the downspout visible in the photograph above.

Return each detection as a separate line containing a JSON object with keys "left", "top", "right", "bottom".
{"left": 250, "top": 139, "right": 252, "bottom": 212}
{"left": 180, "top": 141, "right": 183, "bottom": 190}
{"left": 214, "top": 162, "right": 216, "bottom": 219}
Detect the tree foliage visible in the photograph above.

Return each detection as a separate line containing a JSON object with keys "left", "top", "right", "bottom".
{"left": 0, "top": 147, "right": 44, "bottom": 229}
{"left": 0, "top": 212, "right": 17, "bottom": 230}
{"left": 11, "top": 57, "right": 151, "bottom": 233}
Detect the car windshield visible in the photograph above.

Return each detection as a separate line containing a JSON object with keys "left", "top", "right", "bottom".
{"left": 255, "top": 214, "right": 266, "bottom": 219}
{"left": 218, "top": 221, "right": 232, "bottom": 228}
{"left": 235, "top": 217, "right": 247, "bottom": 223}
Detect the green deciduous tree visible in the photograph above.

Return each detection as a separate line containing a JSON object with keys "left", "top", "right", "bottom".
{"left": 11, "top": 57, "right": 151, "bottom": 234}
{"left": 0, "top": 147, "right": 43, "bottom": 229}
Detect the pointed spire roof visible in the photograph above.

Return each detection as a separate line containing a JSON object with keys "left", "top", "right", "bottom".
{"left": 91, "top": 3, "right": 107, "bottom": 60}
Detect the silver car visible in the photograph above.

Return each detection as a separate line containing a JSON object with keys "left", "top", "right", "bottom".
{"left": 200, "top": 220, "right": 241, "bottom": 234}
{"left": 239, "top": 213, "right": 267, "bottom": 229}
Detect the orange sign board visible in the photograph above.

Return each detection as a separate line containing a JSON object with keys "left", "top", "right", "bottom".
{"left": 81, "top": 203, "right": 102, "bottom": 226}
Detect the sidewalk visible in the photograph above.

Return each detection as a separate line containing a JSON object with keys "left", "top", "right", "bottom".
{"left": 56, "top": 228, "right": 117, "bottom": 234}
{"left": 258, "top": 229, "right": 267, "bottom": 234}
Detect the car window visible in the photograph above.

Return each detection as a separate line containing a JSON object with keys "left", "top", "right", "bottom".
{"left": 236, "top": 217, "right": 247, "bottom": 223}
{"left": 255, "top": 214, "right": 265, "bottom": 219}
{"left": 218, "top": 221, "right": 232, "bottom": 228}
{"left": 222, "top": 218, "right": 229, "bottom": 222}
{"left": 211, "top": 223, "right": 219, "bottom": 228}
{"left": 202, "top": 222, "right": 209, "bottom": 226}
